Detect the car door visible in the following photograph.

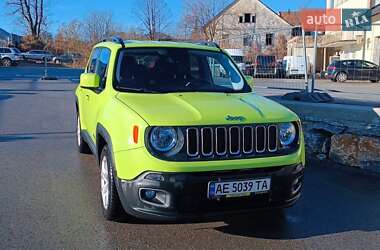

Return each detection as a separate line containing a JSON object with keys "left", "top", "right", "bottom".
{"left": 80, "top": 48, "right": 101, "bottom": 136}
{"left": 84, "top": 47, "right": 111, "bottom": 141}
{"left": 363, "top": 61, "right": 379, "bottom": 81}
{"left": 344, "top": 60, "right": 357, "bottom": 80}
{"left": 354, "top": 60, "right": 370, "bottom": 80}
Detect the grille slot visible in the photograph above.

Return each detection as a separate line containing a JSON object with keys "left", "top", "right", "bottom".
{"left": 268, "top": 125, "right": 278, "bottom": 152}
{"left": 229, "top": 126, "right": 241, "bottom": 155}
{"left": 185, "top": 124, "right": 279, "bottom": 159}
{"left": 215, "top": 127, "right": 227, "bottom": 155}
{"left": 201, "top": 128, "right": 213, "bottom": 156}
{"left": 242, "top": 126, "right": 254, "bottom": 154}
{"left": 256, "top": 126, "right": 266, "bottom": 153}
{"left": 186, "top": 128, "right": 199, "bottom": 157}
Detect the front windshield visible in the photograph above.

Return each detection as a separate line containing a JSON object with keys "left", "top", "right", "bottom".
{"left": 115, "top": 48, "right": 250, "bottom": 93}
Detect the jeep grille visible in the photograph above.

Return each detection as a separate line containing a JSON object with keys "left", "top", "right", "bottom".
{"left": 186, "top": 124, "right": 278, "bottom": 159}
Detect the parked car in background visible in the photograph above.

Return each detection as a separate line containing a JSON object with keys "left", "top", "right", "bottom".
{"left": 224, "top": 49, "right": 246, "bottom": 72}
{"left": 326, "top": 59, "right": 380, "bottom": 83}
{"left": 53, "top": 53, "right": 82, "bottom": 64}
{"left": 0, "top": 47, "right": 22, "bottom": 66}
{"left": 283, "top": 56, "right": 310, "bottom": 78}
{"left": 254, "top": 55, "right": 277, "bottom": 77}
{"left": 23, "top": 50, "right": 53, "bottom": 62}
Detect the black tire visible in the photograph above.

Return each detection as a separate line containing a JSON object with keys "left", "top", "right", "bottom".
{"left": 2, "top": 58, "right": 12, "bottom": 67}
{"left": 100, "top": 145, "right": 124, "bottom": 221}
{"left": 370, "top": 80, "right": 379, "bottom": 83}
{"left": 336, "top": 72, "right": 347, "bottom": 83}
{"left": 76, "top": 114, "right": 91, "bottom": 154}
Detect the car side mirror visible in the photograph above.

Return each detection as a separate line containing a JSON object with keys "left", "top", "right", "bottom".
{"left": 80, "top": 73, "right": 100, "bottom": 89}
{"left": 245, "top": 75, "right": 254, "bottom": 90}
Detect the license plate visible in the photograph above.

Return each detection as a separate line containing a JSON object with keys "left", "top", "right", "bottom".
{"left": 208, "top": 178, "right": 271, "bottom": 199}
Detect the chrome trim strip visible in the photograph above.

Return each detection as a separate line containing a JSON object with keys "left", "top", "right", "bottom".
{"left": 268, "top": 125, "right": 278, "bottom": 152}
{"left": 242, "top": 126, "right": 254, "bottom": 154}
{"left": 229, "top": 126, "right": 241, "bottom": 155}
{"left": 215, "top": 127, "right": 227, "bottom": 156}
{"left": 186, "top": 128, "right": 199, "bottom": 157}
{"left": 201, "top": 127, "right": 214, "bottom": 157}
{"left": 256, "top": 125, "right": 266, "bottom": 153}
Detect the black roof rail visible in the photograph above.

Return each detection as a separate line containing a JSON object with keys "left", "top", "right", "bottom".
{"left": 102, "top": 36, "right": 125, "bottom": 48}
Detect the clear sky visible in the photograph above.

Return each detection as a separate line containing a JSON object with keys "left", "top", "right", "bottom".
{"left": 0, "top": 0, "right": 326, "bottom": 35}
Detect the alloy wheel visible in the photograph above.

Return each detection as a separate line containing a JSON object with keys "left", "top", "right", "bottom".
{"left": 101, "top": 155, "right": 110, "bottom": 210}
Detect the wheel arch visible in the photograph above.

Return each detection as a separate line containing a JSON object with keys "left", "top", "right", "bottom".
{"left": 96, "top": 124, "right": 115, "bottom": 167}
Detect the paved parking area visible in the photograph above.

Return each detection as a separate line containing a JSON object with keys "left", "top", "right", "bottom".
{"left": 1, "top": 66, "right": 379, "bottom": 106}
{"left": 1, "top": 72, "right": 380, "bottom": 249}
{"left": 255, "top": 78, "right": 380, "bottom": 107}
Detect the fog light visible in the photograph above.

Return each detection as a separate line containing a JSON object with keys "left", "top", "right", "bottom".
{"left": 140, "top": 188, "right": 169, "bottom": 207}
{"left": 143, "top": 190, "right": 157, "bottom": 200}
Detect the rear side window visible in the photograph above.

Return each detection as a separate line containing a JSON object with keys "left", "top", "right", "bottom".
{"left": 4, "top": 48, "right": 11, "bottom": 53}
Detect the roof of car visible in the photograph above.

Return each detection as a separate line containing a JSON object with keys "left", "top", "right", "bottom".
{"left": 94, "top": 40, "right": 221, "bottom": 52}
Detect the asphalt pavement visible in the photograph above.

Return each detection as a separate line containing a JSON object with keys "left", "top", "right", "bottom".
{"left": 1, "top": 67, "right": 380, "bottom": 249}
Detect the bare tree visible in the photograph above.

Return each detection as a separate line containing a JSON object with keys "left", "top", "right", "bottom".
{"left": 83, "top": 12, "right": 118, "bottom": 44}
{"left": 134, "top": 0, "right": 171, "bottom": 40}
{"left": 181, "top": 0, "right": 230, "bottom": 41}
{"left": 274, "top": 34, "right": 287, "bottom": 59}
{"left": 6, "top": 0, "right": 46, "bottom": 39}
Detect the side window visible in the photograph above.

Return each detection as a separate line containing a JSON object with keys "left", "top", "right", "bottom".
{"left": 4, "top": 48, "right": 11, "bottom": 53}
{"left": 363, "top": 61, "right": 377, "bottom": 69}
{"left": 0, "top": 48, "right": 4, "bottom": 53}
{"left": 87, "top": 48, "right": 100, "bottom": 73}
{"left": 355, "top": 60, "right": 363, "bottom": 68}
{"left": 95, "top": 48, "right": 111, "bottom": 89}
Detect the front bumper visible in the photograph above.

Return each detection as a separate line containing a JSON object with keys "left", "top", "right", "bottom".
{"left": 116, "top": 164, "right": 304, "bottom": 221}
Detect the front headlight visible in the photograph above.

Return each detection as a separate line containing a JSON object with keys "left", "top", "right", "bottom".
{"left": 279, "top": 123, "right": 297, "bottom": 147}
{"left": 150, "top": 127, "right": 177, "bottom": 152}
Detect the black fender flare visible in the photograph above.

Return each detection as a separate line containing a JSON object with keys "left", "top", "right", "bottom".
{"left": 96, "top": 123, "right": 126, "bottom": 200}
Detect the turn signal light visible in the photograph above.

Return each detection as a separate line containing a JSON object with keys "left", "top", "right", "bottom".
{"left": 133, "top": 126, "right": 139, "bottom": 144}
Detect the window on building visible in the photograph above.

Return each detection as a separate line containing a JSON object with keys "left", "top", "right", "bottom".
{"left": 251, "top": 15, "right": 256, "bottom": 23}
{"left": 239, "top": 16, "right": 243, "bottom": 23}
{"left": 266, "top": 33, "right": 274, "bottom": 46}
{"left": 243, "top": 37, "right": 251, "bottom": 47}
{"left": 244, "top": 13, "right": 251, "bottom": 23}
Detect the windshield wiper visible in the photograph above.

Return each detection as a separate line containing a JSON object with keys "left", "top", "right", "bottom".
{"left": 115, "top": 86, "right": 160, "bottom": 93}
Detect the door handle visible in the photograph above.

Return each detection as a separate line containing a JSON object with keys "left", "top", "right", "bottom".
{"left": 85, "top": 94, "right": 90, "bottom": 100}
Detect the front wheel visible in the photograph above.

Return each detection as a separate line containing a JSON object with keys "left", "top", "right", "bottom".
{"left": 370, "top": 79, "right": 379, "bottom": 83}
{"left": 100, "top": 145, "right": 124, "bottom": 221}
{"left": 2, "top": 58, "right": 12, "bottom": 67}
{"left": 336, "top": 72, "right": 347, "bottom": 83}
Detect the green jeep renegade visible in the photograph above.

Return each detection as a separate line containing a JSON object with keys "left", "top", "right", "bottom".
{"left": 75, "top": 38, "right": 305, "bottom": 221}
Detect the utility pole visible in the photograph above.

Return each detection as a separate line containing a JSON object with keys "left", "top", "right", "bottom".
{"left": 362, "top": 31, "right": 367, "bottom": 61}
{"left": 311, "top": 31, "right": 318, "bottom": 93}
{"left": 302, "top": 28, "right": 309, "bottom": 93}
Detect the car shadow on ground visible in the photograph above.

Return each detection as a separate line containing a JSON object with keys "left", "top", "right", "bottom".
{"left": 215, "top": 162, "right": 380, "bottom": 240}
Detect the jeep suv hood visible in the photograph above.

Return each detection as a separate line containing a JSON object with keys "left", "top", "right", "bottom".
{"left": 116, "top": 92, "right": 298, "bottom": 126}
